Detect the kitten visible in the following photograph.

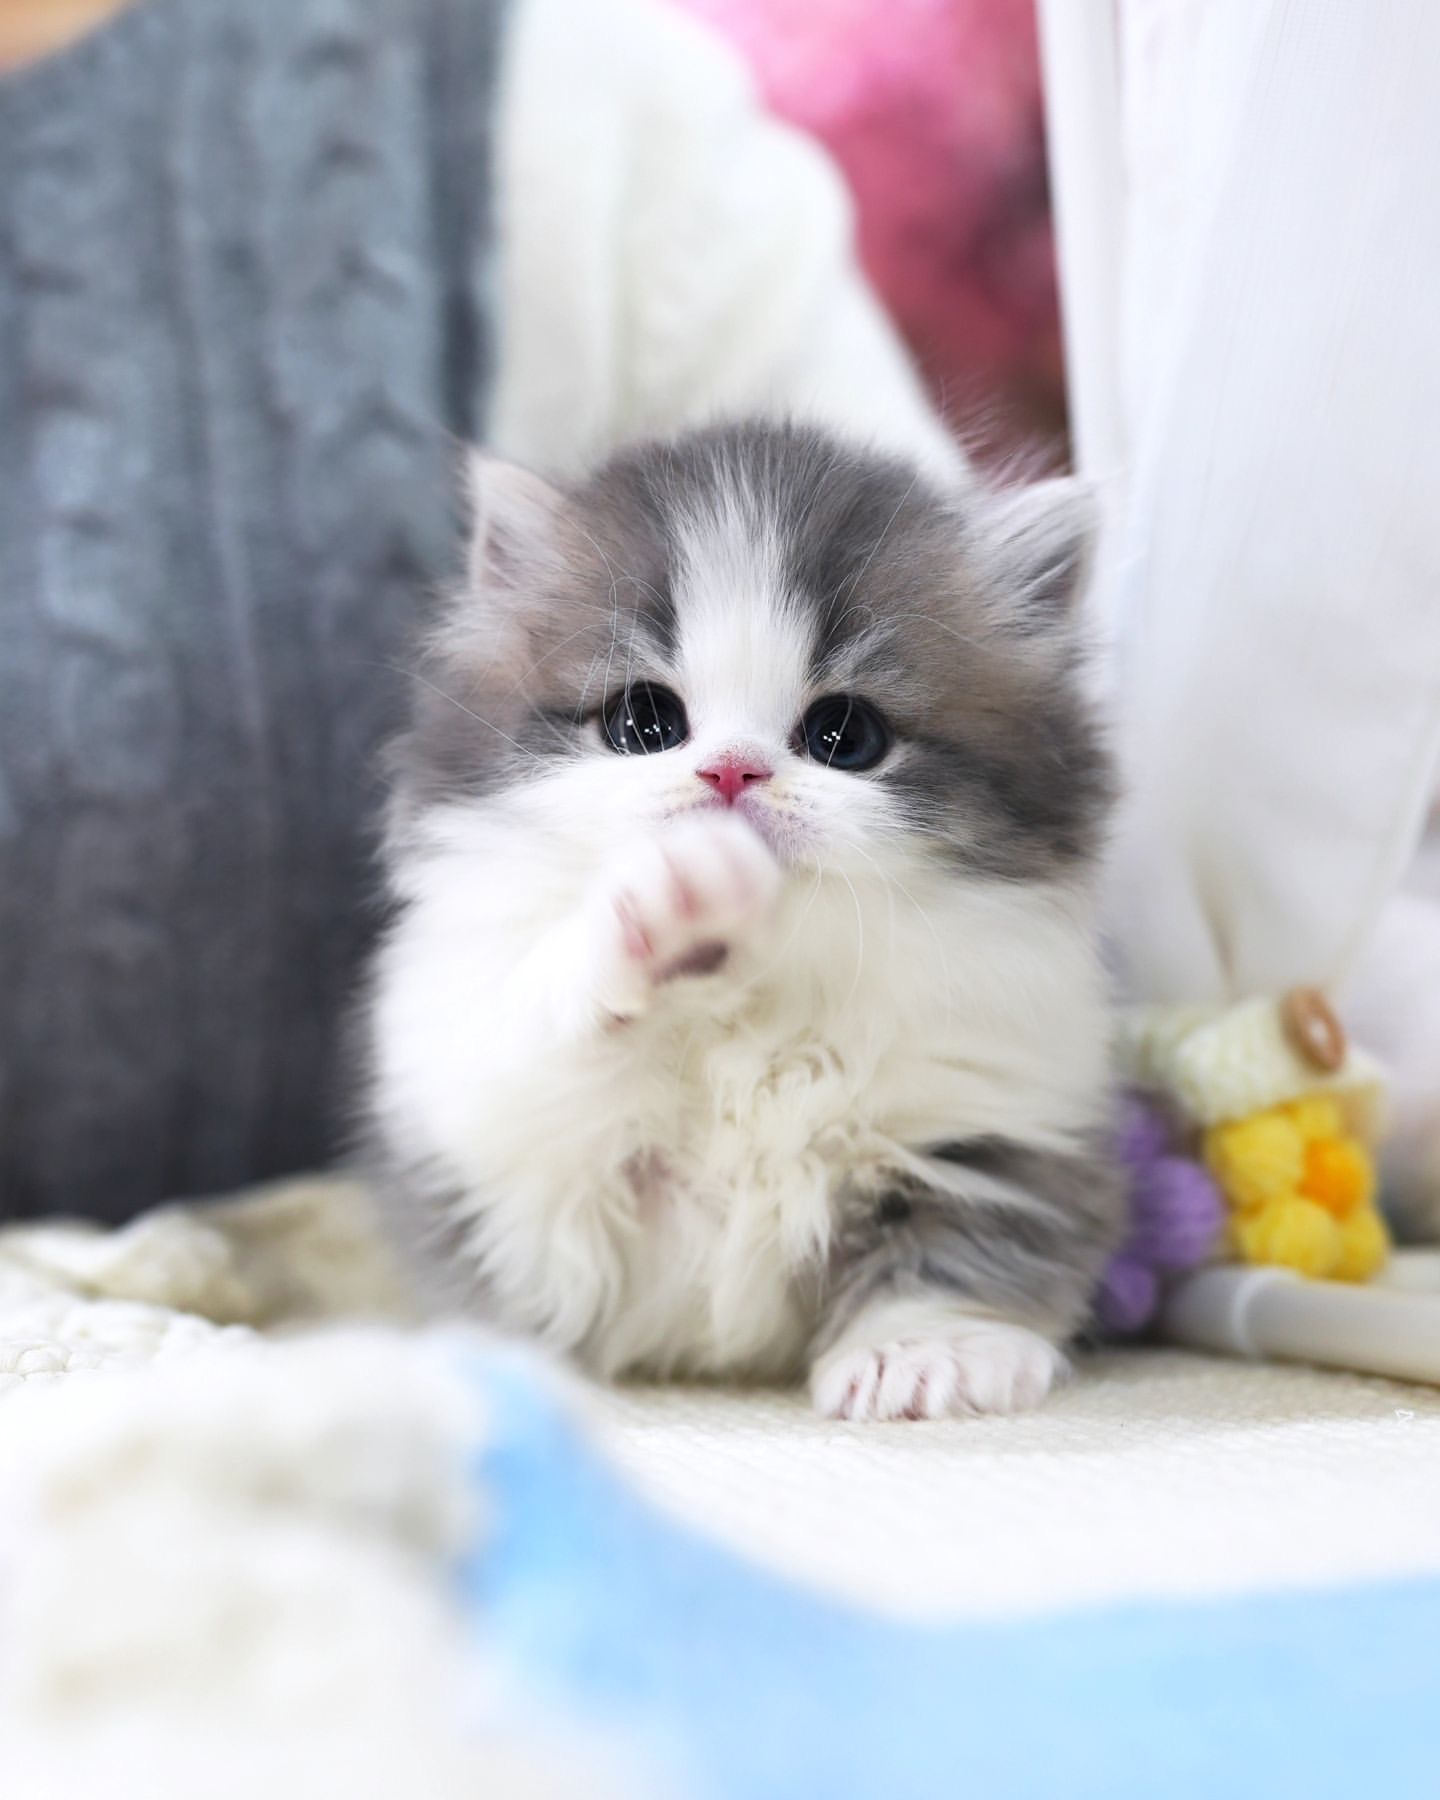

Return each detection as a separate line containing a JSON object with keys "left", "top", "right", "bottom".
{"left": 361, "top": 420, "right": 1122, "bottom": 1420}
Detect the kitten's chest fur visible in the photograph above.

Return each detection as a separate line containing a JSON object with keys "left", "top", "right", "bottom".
{"left": 485, "top": 986, "right": 901, "bottom": 1380}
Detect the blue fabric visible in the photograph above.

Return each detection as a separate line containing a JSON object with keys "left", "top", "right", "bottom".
{"left": 459, "top": 1357, "right": 1440, "bottom": 1800}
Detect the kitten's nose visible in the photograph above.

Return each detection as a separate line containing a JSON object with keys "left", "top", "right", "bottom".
{"left": 696, "top": 755, "right": 773, "bottom": 806}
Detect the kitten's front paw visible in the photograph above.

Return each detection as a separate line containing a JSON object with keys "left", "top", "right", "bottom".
{"left": 597, "top": 816, "right": 781, "bottom": 1017}
{"left": 811, "top": 1319, "right": 1067, "bottom": 1422}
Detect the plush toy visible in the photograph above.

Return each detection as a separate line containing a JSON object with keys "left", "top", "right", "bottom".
{"left": 1103, "top": 990, "right": 1393, "bottom": 1342}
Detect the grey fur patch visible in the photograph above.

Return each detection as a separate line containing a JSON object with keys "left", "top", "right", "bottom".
{"left": 384, "top": 457, "right": 681, "bottom": 825}
{"left": 816, "top": 1131, "right": 1125, "bottom": 1350}
{"left": 339, "top": 989, "right": 490, "bottom": 1319}
{"left": 387, "top": 419, "right": 1113, "bottom": 882}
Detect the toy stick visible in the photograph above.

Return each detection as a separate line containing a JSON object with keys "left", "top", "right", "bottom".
{"left": 1161, "top": 1252, "right": 1440, "bottom": 1387}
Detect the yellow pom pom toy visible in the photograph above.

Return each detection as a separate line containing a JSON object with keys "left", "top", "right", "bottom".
{"left": 1230, "top": 1194, "right": 1339, "bottom": 1278}
{"left": 1203, "top": 1095, "right": 1388, "bottom": 1282}
{"left": 1204, "top": 1113, "right": 1304, "bottom": 1213}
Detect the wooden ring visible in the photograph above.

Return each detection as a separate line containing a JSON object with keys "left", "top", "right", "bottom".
{"left": 1280, "top": 987, "right": 1346, "bottom": 1074}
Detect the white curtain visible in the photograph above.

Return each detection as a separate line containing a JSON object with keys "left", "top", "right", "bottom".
{"left": 1040, "top": 0, "right": 1440, "bottom": 1220}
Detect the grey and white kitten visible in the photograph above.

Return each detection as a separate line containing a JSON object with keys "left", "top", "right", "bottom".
{"left": 362, "top": 420, "right": 1122, "bottom": 1420}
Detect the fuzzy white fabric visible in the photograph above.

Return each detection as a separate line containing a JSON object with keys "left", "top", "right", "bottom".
{"left": 5, "top": 1179, "right": 1439, "bottom": 1721}
{"left": 489, "top": 0, "right": 966, "bottom": 489}
{"left": 0, "top": 1184, "right": 626, "bottom": 1800}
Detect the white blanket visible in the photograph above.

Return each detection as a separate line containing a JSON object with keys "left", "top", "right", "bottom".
{"left": 3, "top": 1177, "right": 1438, "bottom": 1796}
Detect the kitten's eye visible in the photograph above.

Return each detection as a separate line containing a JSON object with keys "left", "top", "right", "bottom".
{"left": 797, "top": 695, "right": 891, "bottom": 772}
{"left": 601, "top": 683, "right": 689, "bottom": 755}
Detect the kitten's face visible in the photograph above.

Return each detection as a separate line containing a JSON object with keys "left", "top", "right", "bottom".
{"left": 393, "top": 423, "right": 1111, "bottom": 885}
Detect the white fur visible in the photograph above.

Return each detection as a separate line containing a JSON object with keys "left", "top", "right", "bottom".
{"left": 371, "top": 504, "right": 1110, "bottom": 1400}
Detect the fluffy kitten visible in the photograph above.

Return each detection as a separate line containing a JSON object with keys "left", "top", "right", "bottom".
{"left": 362, "top": 420, "right": 1121, "bottom": 1420}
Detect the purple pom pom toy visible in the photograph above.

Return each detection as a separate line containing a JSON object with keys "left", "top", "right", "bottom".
{"left": 1097, "top": 1095, "right": 1226, "bottom": 1334}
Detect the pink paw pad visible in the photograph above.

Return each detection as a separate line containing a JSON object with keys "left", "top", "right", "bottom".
{"left": 601, "top": 816, "right": 780, "bottom": 1012}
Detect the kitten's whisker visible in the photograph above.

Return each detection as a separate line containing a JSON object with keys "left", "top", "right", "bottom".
{"left": 600, "top": 595, "right": 624, "bottom": 722}
{"left": 831, "top": 472, "right": 918, "bottom": 612}
{"left": 568, "top": 520, "right": 665, "bottom": 612}
{"left": 388, "top": 664, "right": 548, "bottom": 768}
{"left": 742, "top": 858, "right": 825, "bottom": 995}
{"left": 835, "top": 867, "right": 867, "bottom": 1016}
{"left": 560, "top": 522, "right": 637, "bottom": 718}
{"left": 905, "top": 613, "right": 986, "bottom": 653}
{"left": 568, "top": 521, "right": 670, "bottom": 642}
{"left": 573, "top": 648, "right": 609, "bottom": 723}
{"left": 610, "top": 570, "right": 670, "bottom": 613}
{"left": 507, "top": 623, "right": 611, "bottom": 695}
{"left": 847, "top": 841, "right": 955, "bottom": 1041}
{"left": 846, "top": 839, "right": 898, "bottom": 952}
{"left": 568, "top": 518, "right": 624, "bottom": 602}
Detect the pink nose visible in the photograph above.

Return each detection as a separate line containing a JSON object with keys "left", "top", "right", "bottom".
{"left": 696, "top": 756, "right": 772, "bottom": 806}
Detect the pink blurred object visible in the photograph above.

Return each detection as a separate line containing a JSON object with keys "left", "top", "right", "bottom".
{"left": 672, "top": 0, "right": 1065, "bottom": 445}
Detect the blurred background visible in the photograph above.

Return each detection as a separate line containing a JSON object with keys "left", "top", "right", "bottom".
{"left": 672, "top": 0, "right": 1067, "bottom": 448}
{"left": 0, "top": 0, "right": 1066, "bottom": 448}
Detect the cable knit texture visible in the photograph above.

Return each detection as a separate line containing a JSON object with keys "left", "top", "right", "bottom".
{"left": 0, "top": 0, "right": 506, "bottom": 1220}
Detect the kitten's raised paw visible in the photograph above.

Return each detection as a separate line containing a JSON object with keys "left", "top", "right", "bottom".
{"left": 598, "top": 815, "right": 781, "bottom": 1015}
{"left": 811, "top": 1319, "right": 1067, "bottom": 1422}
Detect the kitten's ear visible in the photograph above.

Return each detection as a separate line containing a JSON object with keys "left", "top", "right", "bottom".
{"left": 983, "top": 477, "right": 1096, "bottom": 622}
{"left": 465, "top": 451, "right": 569, "bottom": 598}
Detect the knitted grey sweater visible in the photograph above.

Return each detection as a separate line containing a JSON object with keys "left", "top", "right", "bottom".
{"left": 0, "top": 0, "right": 507, "bottom": 1219}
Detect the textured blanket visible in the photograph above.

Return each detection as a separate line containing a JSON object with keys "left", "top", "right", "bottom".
{"left": 3, "top": 1178, "right": 1439, "bottom": 1797}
